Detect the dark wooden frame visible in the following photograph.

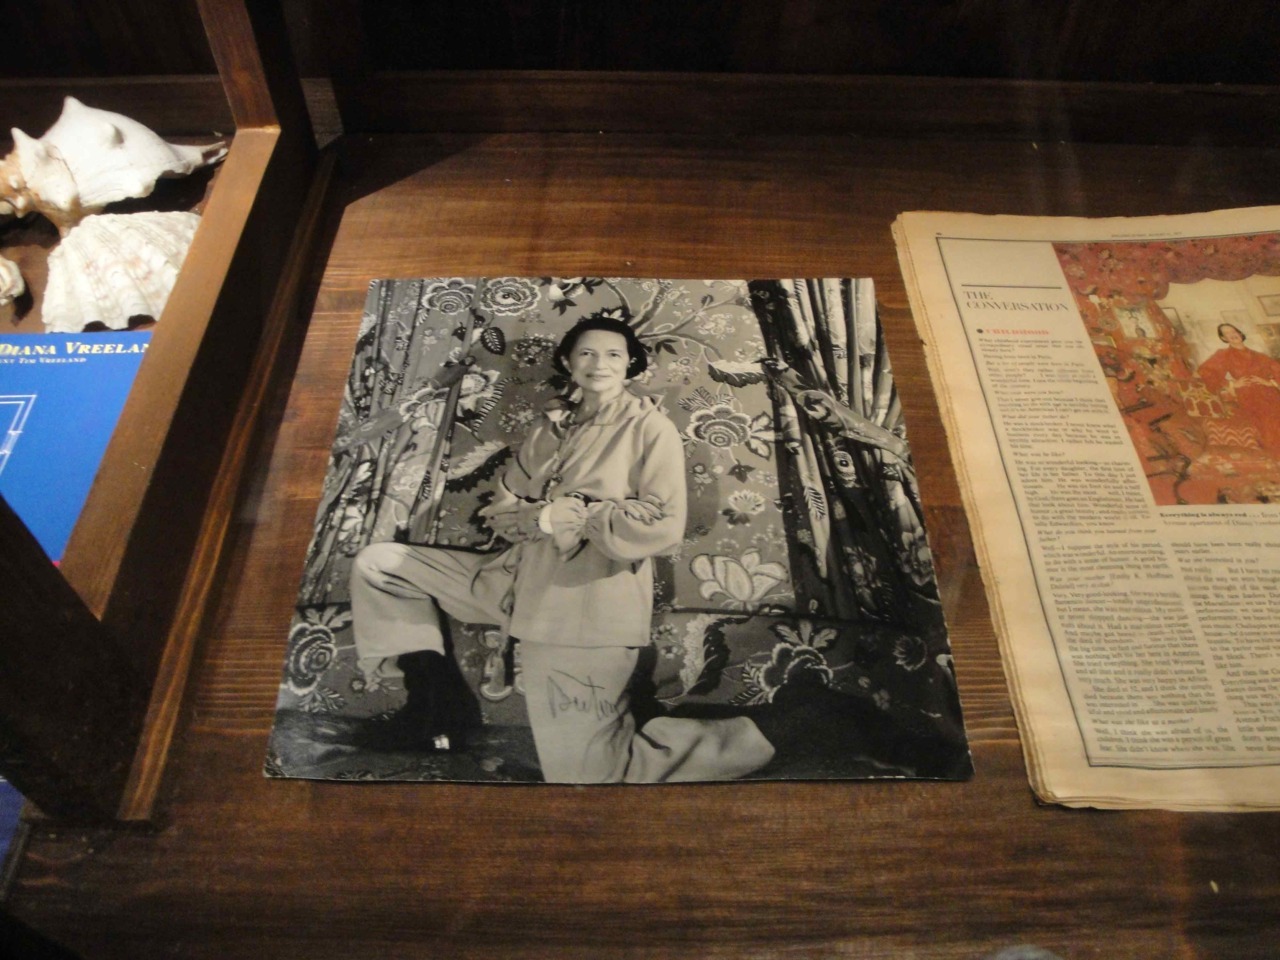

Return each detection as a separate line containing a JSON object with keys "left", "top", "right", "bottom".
{"left": 324, "top": 70, "right": 1280, "bottom": 147}
{"left": 0, "top": 0, "right": 325, "bottom": 821}
{"left": 302, "top": 0, "right": 1280, "bottom": 147}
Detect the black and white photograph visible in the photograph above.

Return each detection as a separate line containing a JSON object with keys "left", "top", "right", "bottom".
{"left": 265, "top": 277, "right": 971, "bottom": 783}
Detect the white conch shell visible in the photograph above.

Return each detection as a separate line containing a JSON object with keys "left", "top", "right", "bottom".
{"left": 0, "top": 254, "right": 24, "bottom": 307}
{"left": 40, "top": 97, "right": 227, "bottom": 208}
{"left": 42, "top": 211, "right": 200, "bottom": 333}
{"left": 2, "top": 97, "right": 226, "bottom": 231}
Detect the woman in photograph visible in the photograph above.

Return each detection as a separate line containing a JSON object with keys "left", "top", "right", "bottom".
{"left": 345, "top": 313, "right": 803, "bottom": 782}
{"left": 1197, "top": 322, "right": 1280, "bottom": 456}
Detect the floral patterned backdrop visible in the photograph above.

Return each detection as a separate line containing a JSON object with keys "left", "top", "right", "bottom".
{"left": 267, "top": 278, "right": 970, "bottom": 782}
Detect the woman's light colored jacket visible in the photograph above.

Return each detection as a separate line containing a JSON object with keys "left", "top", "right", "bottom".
{"left": 490, "top": 389, "right": 687, "bottom": 648}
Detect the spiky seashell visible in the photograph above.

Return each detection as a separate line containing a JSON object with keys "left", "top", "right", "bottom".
{"left": 0, "top": 253, "right": 22, "bottom": 323}
{"left": 39, "top": 97, "right": 226, "bottom": 208}
{"left": 2, "top": 97, "right": 226, "bottom": 232}
{"left": 0, "top": 254, "right": 24, "bottom": 307}
{"left": 42, "top": 211, "right": 200, "bottom": 333}
{"left": 3, "top": 127, "right": 82, "bottom": 226}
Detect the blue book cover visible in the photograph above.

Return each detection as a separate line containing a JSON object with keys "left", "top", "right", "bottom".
{"left": 0, "top": 777, "right": 20, "bottom": 867}
{"left": 0, "top": 330, "right": 150, "bottom": 562}
{"left": 0, "top": 330, "right": 149, "bottom": 872}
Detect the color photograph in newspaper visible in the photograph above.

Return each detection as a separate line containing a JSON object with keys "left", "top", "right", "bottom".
{"left": 1054, "top": 235, "right": 1280, "bottom": 507}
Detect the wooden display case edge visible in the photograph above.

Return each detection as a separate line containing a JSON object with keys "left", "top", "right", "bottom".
{"left": 0, "top": 0, "right": 326, "bottom": 822}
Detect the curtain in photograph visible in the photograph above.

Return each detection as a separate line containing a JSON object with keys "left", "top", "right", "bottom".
{"left": 750, "top": 278, "right": 939, "bottom": 627}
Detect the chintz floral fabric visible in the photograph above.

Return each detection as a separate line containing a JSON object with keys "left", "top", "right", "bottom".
{"left": 267, "top": 278, "right": 970, "bottom": 782}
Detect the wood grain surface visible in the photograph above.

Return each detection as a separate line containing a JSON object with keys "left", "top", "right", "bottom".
{"left": 7, "top": 133, "right": 1280, "bottom": 958}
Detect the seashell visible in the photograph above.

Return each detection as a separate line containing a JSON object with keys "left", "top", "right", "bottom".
{"left": 4, "top": 126, "right": 83, "bottom": 226}
{"left": 42, "top": 211, "right": 200, "bottom": 333}
{"left": 0, "top": 253, "right": 22, "bottom": 323}
{"left": 39, "top": 97, "right": 227, "bottom": 209}
{"left": 0, "top": 254, "right": 24, "bottom": 306}
{"left": 2, "top": 97, "right": 226, "bottom": 232}
{"left": 0, "top": 128, "right": 89, "bottom": 228}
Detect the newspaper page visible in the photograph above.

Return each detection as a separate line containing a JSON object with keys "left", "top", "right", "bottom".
{"left": 893, "top": 206, "right": 1280, "bottom": 810}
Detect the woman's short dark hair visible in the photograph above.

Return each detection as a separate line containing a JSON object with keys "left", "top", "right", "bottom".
{"left": 553, "top": 313, "right": 649, "bottom": 378}
{"left": 1218, "top": 322, "right": 1246, "bottom": 342}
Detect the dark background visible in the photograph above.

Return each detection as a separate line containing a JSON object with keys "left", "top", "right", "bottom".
{"left": 4, "top": 0, "right": 1279, "bottom": 84}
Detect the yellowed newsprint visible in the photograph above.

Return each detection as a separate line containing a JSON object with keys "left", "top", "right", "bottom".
{"left": 894, "top": 206, "right": 1280, "bottom": 810}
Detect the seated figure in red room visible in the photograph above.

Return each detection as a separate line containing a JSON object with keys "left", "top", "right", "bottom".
{"left": 1196, "top": 322, "right": 1280, "bottom": 459}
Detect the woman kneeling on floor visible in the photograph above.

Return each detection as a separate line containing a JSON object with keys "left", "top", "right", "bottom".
{"left": 347, "top": 313, "right": 897, "bottom": 782}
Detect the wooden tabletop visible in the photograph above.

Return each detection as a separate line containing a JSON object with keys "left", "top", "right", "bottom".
{"left": 7, "top": 131, "right": 1280, "bottom": 958}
